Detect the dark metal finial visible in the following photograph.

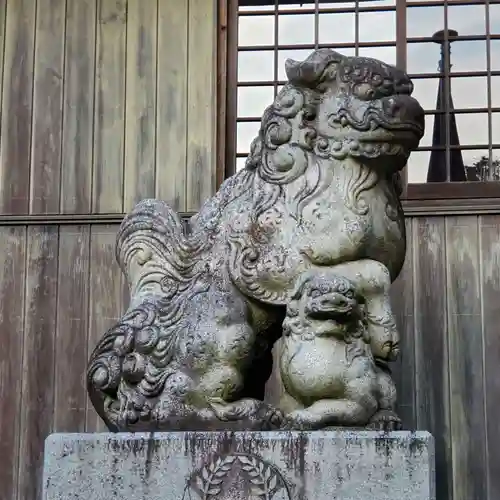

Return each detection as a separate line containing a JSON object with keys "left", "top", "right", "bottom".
{"left": 432, "top": 29, "right": 458, "bottom": 73}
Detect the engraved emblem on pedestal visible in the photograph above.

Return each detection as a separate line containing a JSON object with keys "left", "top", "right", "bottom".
{"left": 187, "top": 453, "right": 292, "bottom": 500}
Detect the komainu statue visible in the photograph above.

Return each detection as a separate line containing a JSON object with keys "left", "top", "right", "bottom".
{"left": 87, "top": 49, "right": 424, "bottom": 432}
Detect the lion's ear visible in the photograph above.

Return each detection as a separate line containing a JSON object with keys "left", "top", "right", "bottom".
{"left": 285, "top": 48, "right": 343, "bottom": 87}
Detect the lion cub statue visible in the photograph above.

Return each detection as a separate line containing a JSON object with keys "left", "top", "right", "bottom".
{"left": 279, "top": 260, "right": 399, "bottom": 430}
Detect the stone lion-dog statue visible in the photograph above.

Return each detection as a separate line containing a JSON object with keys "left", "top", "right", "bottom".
{"left": 87, "top": 48, "right": 424, "bottom": 432}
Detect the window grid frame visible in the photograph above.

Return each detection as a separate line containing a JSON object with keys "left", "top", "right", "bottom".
{"left": 227, "top": 0, "right": 500, "bottom": 199}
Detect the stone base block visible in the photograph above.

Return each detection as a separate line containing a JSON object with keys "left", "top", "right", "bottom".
{"left": 43, "top": 431, "right": 435, "bottom": 500}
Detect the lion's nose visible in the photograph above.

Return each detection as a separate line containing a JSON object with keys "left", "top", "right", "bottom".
{"left": 393, "top": 75, "right": 413, "bottom": 95}
{"left": 384, "top": 95, "right": 425, "bottom": 130}
{"left": 403, "top": 97, "right": 425, "bottom": 129}
{"left": 389, "top": 67, "right": 414, "bottom": 95}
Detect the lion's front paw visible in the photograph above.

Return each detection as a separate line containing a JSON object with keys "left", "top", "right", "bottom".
{"left": 258, "top": 405, "right": 288, "bottom": 430}
{"left": 208, "top": 398, "right": 288, "bottom": 430}
{"left": 366, "top": 409, "right": 402, "bottom": 431}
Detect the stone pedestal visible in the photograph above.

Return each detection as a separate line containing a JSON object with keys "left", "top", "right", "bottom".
{"left": 43, "top": 431, "right": 435, "bottom": 500}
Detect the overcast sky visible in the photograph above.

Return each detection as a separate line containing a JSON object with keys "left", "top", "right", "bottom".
{"left": 236, "top": 0, "right": 500, "bottom": 182}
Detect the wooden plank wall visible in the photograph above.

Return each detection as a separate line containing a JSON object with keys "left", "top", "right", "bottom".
{"left": 0, "top": 224, "right": 126, "bottom": 500}
{"left": 0, "top": 0, "right": 219, "bottom": 499}
{"left": 390, "top": 214, "right": 500, "bottom": 500}
{"left": 0, "top": 0, "right": 217, "bottom": 216}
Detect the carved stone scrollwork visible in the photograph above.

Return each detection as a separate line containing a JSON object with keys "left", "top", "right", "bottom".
{"left": 87, "top": 48, "right": 424, "bottom": 432}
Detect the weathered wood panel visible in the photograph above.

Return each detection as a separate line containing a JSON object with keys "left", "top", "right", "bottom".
{"left": 0, "top": 227, "right": 26, "bottom": 500}
{"left": 480, "top": 215, "right": 500, "bottom": 500}
{"left": 18, "top": 227, "right": 59, "bottom": 500}
{"left": 123, "top": 0, "right": 158, "bottom": 212}
{"left": 0, "top": 0, "right": 36, "bottom": 213}
{"left": 413, "top": 216, "right": 452, "bottom": 500}
{"left": 186, "top": 0, "right": 218, "bottom": 212}
{"left": 54, "top": 226, "right": 90, "bottom": 432}
{"left": 85, "top": 224, "right": 125, "bottom": 432}
{"left": 30, "top": 0, "right": 66, "bottom": 214}
{"left": 60, "top": 0, "right": 96, "bottom": 214}
{"left": 0, "top": 0, "right": 219, "bottom": 216}
{"left": 0, "top": 2, "right": 220, "bottom": 498}
{"left": 156, "top": 0, "right": 189, "bottom": 211}
{"left": 93, "top": 0, "right": 127, "bottom": 214}
{"left": 390, "top": 217, "right": 416, "bottom": 430}
{"left": 446, "top": 216, "right": 487, "bottom": 500}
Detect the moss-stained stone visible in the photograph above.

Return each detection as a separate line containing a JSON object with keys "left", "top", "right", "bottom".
{"left": 43, "top": 431, "right": 435, "bottom": 500}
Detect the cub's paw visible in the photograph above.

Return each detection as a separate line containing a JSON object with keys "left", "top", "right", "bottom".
{"left": 366, "top": 409, "right": 402, "bottom": 431}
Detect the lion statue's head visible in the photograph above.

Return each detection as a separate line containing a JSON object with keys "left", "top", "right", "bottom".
{"left": 225, "top": 49, "right": 425, "bottom": 306}
{"left": 245, "top": 48, "right": 424, "bottom": 185}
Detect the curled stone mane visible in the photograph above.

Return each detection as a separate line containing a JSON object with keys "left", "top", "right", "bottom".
{"left": 243, "top": 48, "right": 404, "bottom": 220}
{"left": 243, "top": 50, "right": 345, "bottom": 216}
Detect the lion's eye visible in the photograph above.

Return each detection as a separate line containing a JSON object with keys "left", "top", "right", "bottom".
{"left": 316, "top": 137, "right": 330, "bottom": 150}
{"left": 372, "top": 74, "right": 383, "bottom": 86}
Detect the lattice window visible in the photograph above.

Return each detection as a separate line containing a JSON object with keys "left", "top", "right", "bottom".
{"left": 407, "top": 0, "right": 500, "bottom": 184}
{"left": 230, "top": 0, "right": 500, "bottom": 189}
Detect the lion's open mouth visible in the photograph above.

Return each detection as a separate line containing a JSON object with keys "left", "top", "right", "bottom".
{"left": 336, "top": 109, "right": 424, "bottom": 137}
{"left": 357, "top": 129, "right": 421, "bottom": 145}
{"left": 334, "top": 93, "right": 425, "bottom": 145}
{"left": 371, "top": 116, "right": 424, "bottom": 137}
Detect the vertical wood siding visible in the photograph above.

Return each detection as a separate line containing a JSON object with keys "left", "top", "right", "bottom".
{"left": 389, "top": 215, "right": 498, "bottom": 500}
{"left": 0, "top": 224, "right": 126, "bottom": 500}
{"left": 0, "top": 0, "right": 218, "bottom": 215}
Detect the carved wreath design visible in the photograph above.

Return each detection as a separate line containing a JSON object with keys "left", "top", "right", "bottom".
{"left": 236, "top": 455, "right": 279, "bottom": 498}
{"left": 189, "top": 453, "right": 286, "bottom": 500}
{"left": 192, "top": 455, "right": 236, "bottom": 498}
